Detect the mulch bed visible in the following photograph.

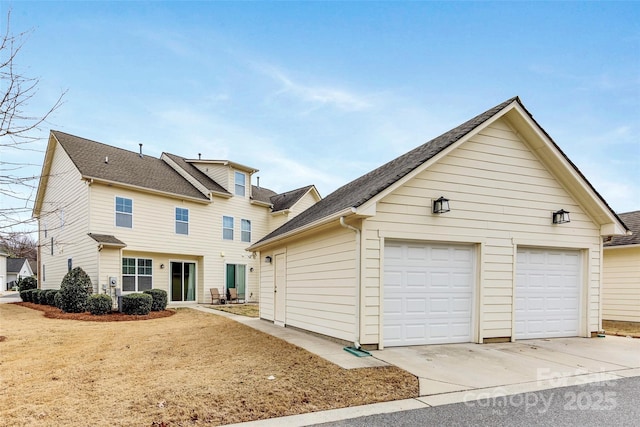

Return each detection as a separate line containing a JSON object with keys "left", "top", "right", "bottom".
{"left": 14, "top": 302, "right": 175, "bottom": 322}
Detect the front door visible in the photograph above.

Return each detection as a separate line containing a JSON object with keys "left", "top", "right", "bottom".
{"left": 274, "top": 253, "right": 286, "bottom": 326}
{"left": 171, "top": 261, "right": 196, "bottom": 302}
{"left": 226, "top": 264, "right": 246, "bottom": 301}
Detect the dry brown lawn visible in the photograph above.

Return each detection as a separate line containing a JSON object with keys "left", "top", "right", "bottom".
{"left": 603, "top": 320, "right": 640, "bottom": 338}
{"left": 207, "top": 303, "right": 259, "bottom": 318}
{"left": 0, "top": 303, "right": 418, "bottom": 426}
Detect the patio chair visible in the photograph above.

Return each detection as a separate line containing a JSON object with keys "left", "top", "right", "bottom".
{"left": 228, "top": 288, "right": 239, "bottom": 304}
{"left": 210, "top": 288, "right": 225, "bottom": 305}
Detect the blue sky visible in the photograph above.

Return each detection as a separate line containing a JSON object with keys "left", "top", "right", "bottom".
{"left": 2, "top": 1, "right": 639, "bottom": 232}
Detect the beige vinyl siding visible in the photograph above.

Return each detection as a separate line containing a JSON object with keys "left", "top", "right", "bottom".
{"left": 38, "top": 142, "right": 94, "bottom": 290}
{"left": 602, "top": 247, "right": 640, "bottom": 322}
{"left": 290, "top": 191, "right": 320, "bottom": 217}
{"left": 88, "top": 182, "right": 269, "bottom": 303}
{"left": 361, "top": 117, "right": 602, "bottom": 344}
{"left": 193, "top": 163, "right": 230, "bottom": 191}
{"left": 97, "top": 247, "right": 121, "bottom": 291}
{"left": 282, "top": 227, "right": 358, "bottom": 342}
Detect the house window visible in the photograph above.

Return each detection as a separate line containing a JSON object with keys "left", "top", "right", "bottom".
{"left": 115, "top": 197, "right": 133, "bottom": 228}
{"left": 122, "top": 257, "right": 152, "bottom": 292}
{"left": 223, "top": 216, "right": 234, "bottom": 240}
{"left": 241, "top": 219, "right": 251, "bottom": 243}
{"left": 175, "top": 208, "right": 189, "bottom": 235}
{"left": 235, "top": 172, "right": 246, "bottom": 197}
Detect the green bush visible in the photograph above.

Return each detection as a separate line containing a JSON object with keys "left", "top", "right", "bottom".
{"left": 121, "top": 293, "right": 152, "bottom": 315}
{"left": 25, "top": 289, "right": 37, "bottom": 302}
{"left": 88, "top": 294, "right": 113, "bottom": 315}
{"left": 17, "top": 276, "right": 37, "bottom": 291}
{"left": 58, "top": 267, "right": 92, "bottom": 313}
{"left": 32, "top": 289, "right": 44, "bottom": 304}
{"left": 54, "top": 291, "right": 63, "bottom": 309}
{"left": 19, "top": 289, "right": 30, "bottom": 302}
{"left": 143, "top": 289, "right": 168, "bottom": 311}
{"left": 44, "top": 289, "right": 58, "bottom": 306}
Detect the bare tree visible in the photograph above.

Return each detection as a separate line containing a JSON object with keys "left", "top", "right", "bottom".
{"left": 0, "top": 231, "right": 37, "bottom": 260}
{"left": 1, "top": 9, "right": 66, "bottom": 231}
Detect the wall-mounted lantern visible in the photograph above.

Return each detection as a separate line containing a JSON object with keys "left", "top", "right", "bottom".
{"left": 433, "top": 196, "right": 451, "bottom": 214}
{"left": 552, "top": 209, "right": 571, "bottom": 224}
{"left": 265, "top": 256, "right": 272, "bottom": 264}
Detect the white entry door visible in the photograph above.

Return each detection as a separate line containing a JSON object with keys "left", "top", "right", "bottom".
{"left": 384, "top": 241, "right": 475, "bottom": 346}
{"left": 274, "top": 253, "right": 286, "bottom": 327}
{"left": 515, "top": 248, "right": 581, "bottom": 339}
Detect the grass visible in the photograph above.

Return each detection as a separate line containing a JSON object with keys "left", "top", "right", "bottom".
{"left": 603, "top": 320, "right": 640, "bottom": 338}
{"left": 0, "top": 303, "right": 418, "bottom": 426}
{"left": 207, "top": 303, "right": 259, "bottom": 318}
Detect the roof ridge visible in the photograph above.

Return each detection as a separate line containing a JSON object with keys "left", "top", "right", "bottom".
{"left": 51, "top": 130, "right": 157, "bottom": 159}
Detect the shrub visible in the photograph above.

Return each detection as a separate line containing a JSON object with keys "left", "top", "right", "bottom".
{"left": 25, "top": 289, "right": 37, "bottom": 303}
{"left": 88, "top": 294, "right": 113, "bottom": 315}
{"left": 17, "top": 276, "right": 37, "bottom": 291}
{"left": 54, "top": 291, "right": 63, "bottom": 309}
{"left": 32, "top": 289, "right": 44, "bottom": 304}
{"left": 121, "top": 293, "right": 152, "bottom": 315}
{"left": 58, "top": 267, "right": 92, "bottom": 313}
{"left": 45, "top": 289, "right": 58, "bottom": 306}
{"left": 143, "top": 289, "right": 168, "bottom": 311}
{"left": 19, "top": 289, "right": 30, "bottom": 302}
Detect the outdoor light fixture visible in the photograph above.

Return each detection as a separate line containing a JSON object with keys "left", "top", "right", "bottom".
{"left": 552, "top": 209, "right": 571, "bottom": 224}
{"left": 265, "top": 256, "right": 272, "bottom": 264}
{"left": 433, "top": 196, "right": 451, "bottom": 214}
{"left": 160, "top": 264, "right": 165, "bottom": 269}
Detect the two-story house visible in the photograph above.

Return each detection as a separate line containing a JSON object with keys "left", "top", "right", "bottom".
{"left": 32, "top": 131, "right": 320, "bottom": 304}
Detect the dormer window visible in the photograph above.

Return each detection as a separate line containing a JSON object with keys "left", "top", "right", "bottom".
{"left": 235, "top": 172, "right": 246, "bottom": 197}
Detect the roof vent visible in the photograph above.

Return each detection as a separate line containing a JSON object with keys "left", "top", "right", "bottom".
{"left": 139, "top": 143, "right": 143, "bottom": 158}
{"left": 257, "top": 176, "right": 260, "bottom": 188}
{"left": 198, "top": 153, "right": 201, "bottom": 160}
{"left": 104, "top": 156, "right": 109, "bottom": 164}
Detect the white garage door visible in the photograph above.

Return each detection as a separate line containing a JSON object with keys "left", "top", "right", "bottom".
{"left": 384, "top": 241, "right": 475, "bottom": 347}
{"left": 515, "top": 248, "right": 581, "bottom": 339}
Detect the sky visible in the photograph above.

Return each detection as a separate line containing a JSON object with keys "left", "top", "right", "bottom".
{"left": 2, "top": 1, "right": 639, "bottom": 233}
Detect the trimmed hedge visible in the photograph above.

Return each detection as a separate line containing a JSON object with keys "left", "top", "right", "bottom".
{"left": 19, "top": 289, "right": 30, "bottom": 302}
{"left": 59, "top": 267, "right": 92, "bottom": 313}
{"left": 25, "top": 289, "right": 37, "bottom": 303}
{"left": 17, "top": 276, "right": 37, "bottom": 291}
{"left": 33, "top": 289, "right": 44, "bottom": 304}
{"left": 143, "top": 289, "right": 168, "bottom": 311}
{"left": 121, "top": 293, "right": 152, "bottom": 315}
{"left": 44, "top": 289, "right": 58, "bottom": 306}
{"left": 54, "top": 291, "right": 63, "bottom": 309}
{"left": 88, "top": 294, "right": 113, "bottom": 315}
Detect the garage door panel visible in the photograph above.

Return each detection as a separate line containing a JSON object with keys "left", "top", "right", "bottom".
{"left": 515, "top": 248, "right": 581, "bottom": 339}
{"left": 384, "top": 241, "right": 474, "bottom": 346}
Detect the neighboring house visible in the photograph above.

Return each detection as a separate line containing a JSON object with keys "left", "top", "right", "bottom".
{"left": 32, "top": 131, "right": 320, "bottom": 303}
{"left": 5, "top": 258, "right": 35, "bottom": 290}
{"left": 0, "top": 250, "right": 6, "bottom": 291}
{"left": 249, "top": 97, "right": 629, "bottom": 349}
{"left": 603, "top": 210, "right": 639, "bottom": 323}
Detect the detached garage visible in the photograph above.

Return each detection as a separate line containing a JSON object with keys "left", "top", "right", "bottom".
{"left": 250, "top": 97, "right": 629, "bottom": 349}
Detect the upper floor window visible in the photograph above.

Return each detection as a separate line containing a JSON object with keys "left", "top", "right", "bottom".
{"left": 115, "top": 197, "right": 133, "bottom": 228}
{"left": 235, "top": 172, "right": 246, "bottom": 197}
{"left": 175, "top": 208, "right": 189, "bottom": 235}
{"left": 241, "top": 219, "right": 251, "bottom": 243}
{"left": 223, "top": 216, "right": 234, "bottom": 240}
{"left": 122, "top": 257, "right": 152, "bottom": 292}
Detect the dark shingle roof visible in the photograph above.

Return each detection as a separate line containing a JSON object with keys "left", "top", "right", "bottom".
{"left": 270, "top": 185, "right": 317, "bottom": 212}
{"left": 6, "top": 258, "right": 27, "bottom": 273}
{"left": 162, "top": 152, "right": 231, "bottom": 196}
{"left": 252, "top": 186, "right": 278, "bottom": 205}
{"left": 604, "top": 211, "right": 639, "bottom": 247}
{"left": 52, "top": 131, "right": 210, "bottom": 201}
{"left": 253, "top": 97, "right": 518, "bottom": 245}
{"left": 88, "top": 233, "right": 127, "bottom": 247}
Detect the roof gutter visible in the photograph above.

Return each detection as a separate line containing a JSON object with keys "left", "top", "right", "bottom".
{"left": 340, "top": 216, "right": 361, "bottom": 350}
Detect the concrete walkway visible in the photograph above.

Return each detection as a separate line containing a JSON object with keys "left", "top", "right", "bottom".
{"left": 190, "top": 306, "right": 640, "bottom": 426}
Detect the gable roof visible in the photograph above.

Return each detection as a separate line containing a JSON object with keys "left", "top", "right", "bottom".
{"left": 604, "top": 210, "right": 639, "bottom": 247}
{"left": 162, "top": 152, "right": 231, "bottom": 196}
{"left": 270, "top": 185, "right": 319, "bottom": 212}
{"left": 6, "top": 258, "right": 29, "bottom": 274}
{"left": 50, "top": 131, "right": 211, "bottom": 202}
{"left": 251, "top": 97, "right": 628, "bottom": 249}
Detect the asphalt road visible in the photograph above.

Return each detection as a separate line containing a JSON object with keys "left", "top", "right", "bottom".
{"left": 314, "top": 376, "right": 640, "bottom": 427}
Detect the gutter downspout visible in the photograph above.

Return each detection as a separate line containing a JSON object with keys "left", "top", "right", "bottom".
{"left": 340, "top": 216, "right": 361, "bottom": 350}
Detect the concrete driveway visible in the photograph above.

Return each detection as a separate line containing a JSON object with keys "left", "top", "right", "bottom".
{"left": 370, "top": 337, "right": 640, "bottom": 405}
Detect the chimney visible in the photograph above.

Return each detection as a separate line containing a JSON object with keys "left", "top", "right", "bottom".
{"left": 139, "top": 143, "right": 143, "bottom": 158}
